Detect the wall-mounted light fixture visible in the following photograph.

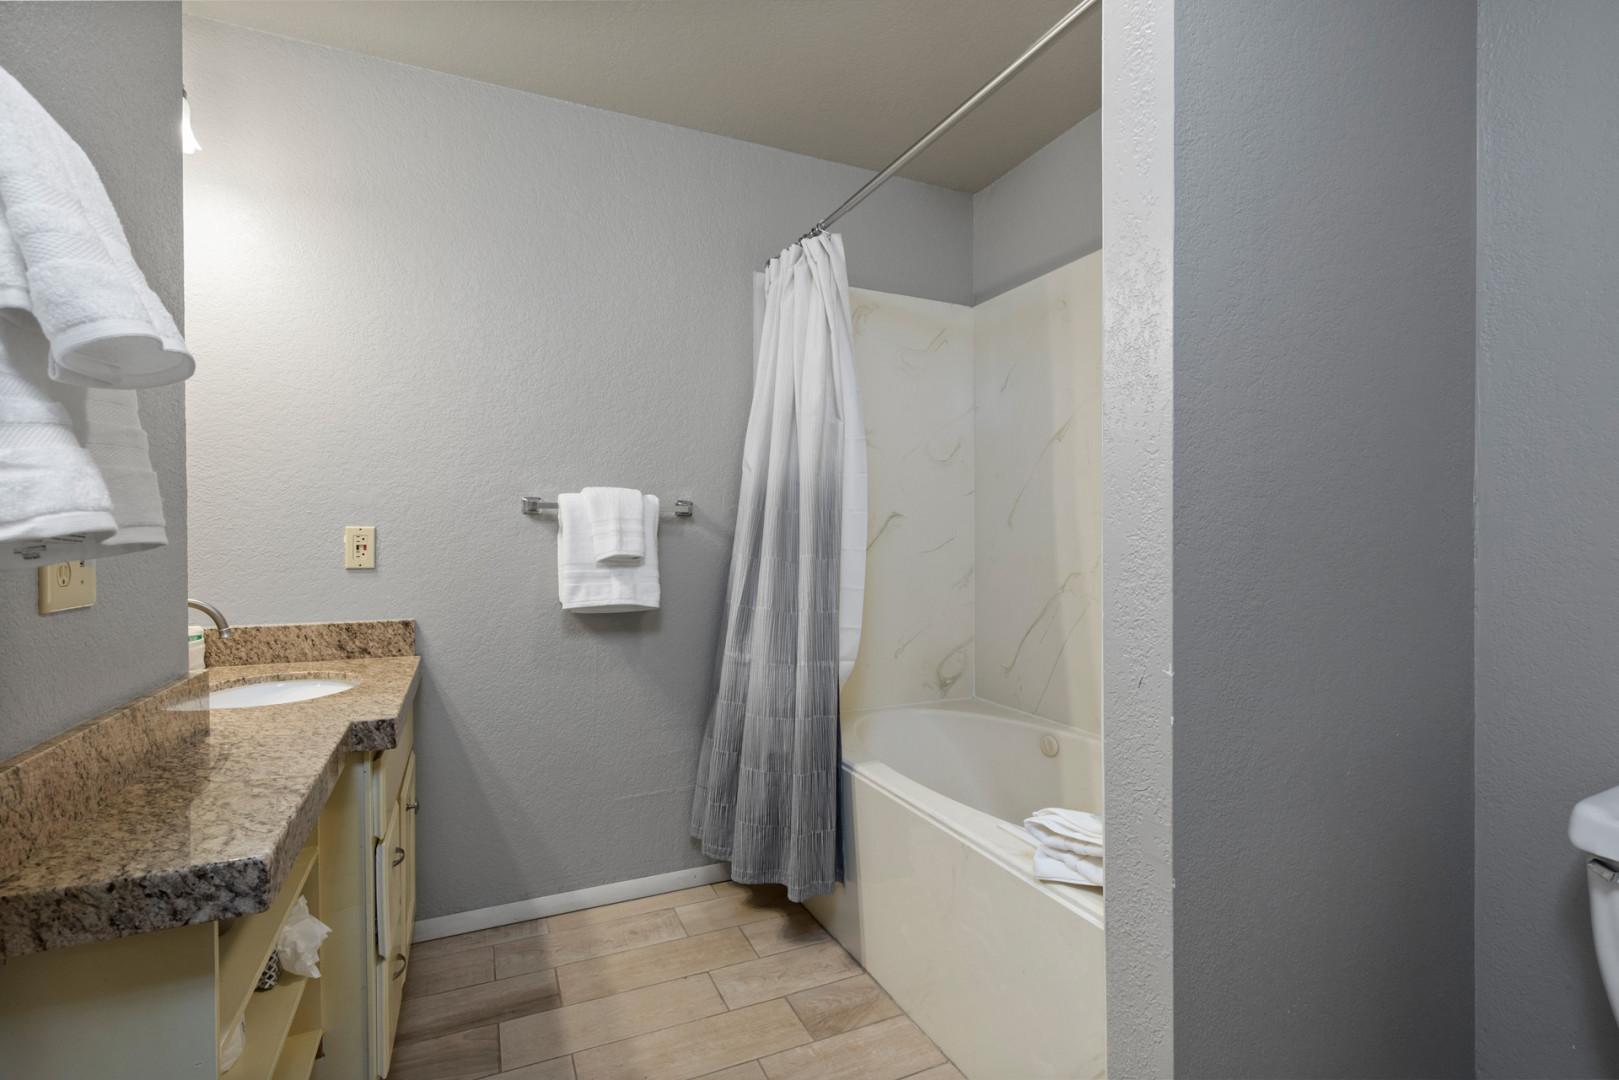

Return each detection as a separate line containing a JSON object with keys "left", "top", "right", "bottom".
{"left": 181, "top": 89, "right": 200, "bottom": 155}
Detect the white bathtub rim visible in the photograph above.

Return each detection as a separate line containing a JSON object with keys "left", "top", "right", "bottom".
{"left": 841, "top": 758, "right": 1105, "bottom": 929}
{"left": 843, "top": 694, "right": 1101, "bottom": 755}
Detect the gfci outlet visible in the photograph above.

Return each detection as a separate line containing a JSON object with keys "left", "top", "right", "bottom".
{"left": 344, "top": 526, "right": 376, "bottom": 569}
{"left": 38, "top": 560, "right": 96, "bottom": 614}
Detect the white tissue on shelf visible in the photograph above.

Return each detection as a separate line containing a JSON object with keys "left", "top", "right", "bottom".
{"left": 275, "top": 896, "right": 331, "bottom": 979}
{"left": 219, "top": 1018, "right": 245, "bottom": 1073}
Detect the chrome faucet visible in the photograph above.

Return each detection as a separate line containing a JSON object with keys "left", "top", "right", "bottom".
{"left": 186, "top": 598, "right": 233, "bottom": 639}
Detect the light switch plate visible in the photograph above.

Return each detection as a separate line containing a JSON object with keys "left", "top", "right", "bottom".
{"left": 38, "top": 560, "right": 96, "bottom": 614}
{"left": 344, "top": 526, "right": 376, "bottom": 569}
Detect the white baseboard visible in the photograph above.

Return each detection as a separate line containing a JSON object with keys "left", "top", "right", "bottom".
{"left": 412, "top": 862, "right": 732, "bottom": 943}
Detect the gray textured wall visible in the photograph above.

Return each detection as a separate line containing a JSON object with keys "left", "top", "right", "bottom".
{"left": 1101, "top": 0, "right": 1175, "bottom": 1075}
{"left": 1173, "top": 2, "right": 1476, "bottom": 1076}
{"left": 971, "top": 110, "right": 1101, "bottom": 304}
{"left": 0, "top": 2, "right": 187, "bottom": 762}
{"left": 181, "top": 18, "right": 972, "bottom": 921}
{"left": 1475, "top": 3, "right": 1619, "bottom": 1075}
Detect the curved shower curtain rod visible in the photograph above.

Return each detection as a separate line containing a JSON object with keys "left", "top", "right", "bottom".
{"left": 787, "top": 0, "right": 1100, "bottom": 250}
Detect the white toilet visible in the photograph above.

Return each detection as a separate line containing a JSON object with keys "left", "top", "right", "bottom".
{"left": 1570, "top": 785, "right": 1619, "bottom": 1022}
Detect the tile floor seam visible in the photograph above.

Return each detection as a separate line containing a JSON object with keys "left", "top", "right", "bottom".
{"left": 707, "top": 935, "right": 829, "bottom": 976}
{"left": 552, "top": 965, "right": 743, "bottom": 1010}
{"left": 498, "top": 973, "right": 732, "bottom": 1070}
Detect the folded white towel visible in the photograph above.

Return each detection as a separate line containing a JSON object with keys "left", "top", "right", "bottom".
{"left": 1024, "top": 807, "right": 1105, "bottom": 858}
{"left": 0, "top": 311, "right": 115, "bottom": 559}
{"left": 998, "top": 808, "right": 1105, "bottom": 890}
{"left": 1033, "top": 846, "right": 1104, "bottom": 888}
{"left": 557, "top": 492, "right": 660, "bottom": 611}
{"left": 68, "top": 386, "right": 168, "bottom": 554}
{"left": 581, "top": 486, "right": 645, "bottom": 564}
{"left": 0, "top": 64, "right": 194, "bottom": 389}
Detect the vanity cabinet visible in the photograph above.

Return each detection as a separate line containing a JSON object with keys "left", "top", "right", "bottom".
{"left": 371, "top": 741, "right": 418, "bottom": 1075}
{"left": 0, "top": 699, "right": 418, "bottom": 1080}
{"left": 320, "top": 699, "right": 419, "bottom": 1080}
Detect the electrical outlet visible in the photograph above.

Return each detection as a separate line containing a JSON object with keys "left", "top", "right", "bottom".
{"left": 344, "top": 526, "right": 376, "bottom": 569}
{"left": 38, "top": 560, "right": 96, "bottom": 614}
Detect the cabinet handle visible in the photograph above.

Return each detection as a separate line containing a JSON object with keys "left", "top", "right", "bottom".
{"left": 405, "top": 801, "right": 419, "bottom": 813}
{"left": 393, "top": 952, "right": 408, "bottom": 979}
{"left": 392, "top": 846, "right": 406, "bottom": 867}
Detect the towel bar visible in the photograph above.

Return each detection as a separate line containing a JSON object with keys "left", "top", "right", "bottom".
{"left": 521, "top": 497, "right": 694, "bottom": 518}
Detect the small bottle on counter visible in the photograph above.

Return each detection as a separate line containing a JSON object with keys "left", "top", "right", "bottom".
{"left": 188, "top": 624, "right": 208, "bottom": 674}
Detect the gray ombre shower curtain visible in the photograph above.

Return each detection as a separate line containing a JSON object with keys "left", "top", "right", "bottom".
{"left": 690, "top": 232, "right": 867, "bottom": 901}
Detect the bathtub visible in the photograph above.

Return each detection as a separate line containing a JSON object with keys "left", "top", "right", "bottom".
{"left": 805, "top": 698, "right": 1106, "bottom": 1079}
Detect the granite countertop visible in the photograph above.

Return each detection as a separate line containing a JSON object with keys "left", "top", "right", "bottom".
{"left": 0, "top": 645, "right": 420, "bottom": 960}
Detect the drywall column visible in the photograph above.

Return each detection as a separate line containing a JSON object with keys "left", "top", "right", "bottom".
{"left": 1101, "top": 0, "right": 1175, "bottom": 1075}
{"left": 1172, "top": 1, "right": 1476, "bottom": 1075}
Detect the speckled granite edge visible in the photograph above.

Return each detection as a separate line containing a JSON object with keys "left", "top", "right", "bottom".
{"left": 0, "top": 673, "right": 209, "bottom": 874}
{"left": 0, "top": 656, "right": 420, "bottom": 960}
{"left": 1, "top": 749, "right": 340, "bottom": 959}
{"left": 204, "top": 619, "right": 415, "bottom": 666}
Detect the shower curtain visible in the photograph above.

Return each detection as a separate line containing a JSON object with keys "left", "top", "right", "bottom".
{"left": 690, "top": 232, "right": 867, "bottom": 901}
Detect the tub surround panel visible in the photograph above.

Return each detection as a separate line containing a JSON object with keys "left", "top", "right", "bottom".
{"left": 973, "top": 254, "right": 1103, "bottom": 733}
{"left": 843, "top": 256, "right": 1102, "bottom": 726}
{"left": 0, "top": 656, "right": 420, "bottom": 959}
{"left": 204, "top": 618, "right": 416, "bottom": 666}
{"left": 844, "top": 699, "right": 1101, "bottom": 829}
{"left": 843, "top": 289, "right": 977, "bottom": 712}
{"left": 808, "top": 766, "right": 1105, "bottom": 1078}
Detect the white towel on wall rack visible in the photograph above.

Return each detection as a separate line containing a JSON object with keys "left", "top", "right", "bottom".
{"left": 581, "top": 486, "right": 646, "bottom": 564}
{"left": 556, "top": 492, "right": 660, "bottom": 612}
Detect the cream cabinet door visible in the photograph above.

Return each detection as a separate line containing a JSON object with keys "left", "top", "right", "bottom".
{"left": 400, "top": 753, "right": 417, "bottom": 938}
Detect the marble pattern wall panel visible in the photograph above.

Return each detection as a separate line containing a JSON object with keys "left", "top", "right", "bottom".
{"left": 843, "top": 289, "right": 976, "bottom": 711}
{"left": 973, "top": 254, "right": 1103, "bottom": 733}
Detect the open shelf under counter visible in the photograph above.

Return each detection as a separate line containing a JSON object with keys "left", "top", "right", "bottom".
{"left": 217, "top": 843, "right": 320, "bottom": 1046}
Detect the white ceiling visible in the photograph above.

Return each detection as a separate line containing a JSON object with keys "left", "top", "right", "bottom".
{"left": 182, "top": 0, "right": 1101, "bottom": 193}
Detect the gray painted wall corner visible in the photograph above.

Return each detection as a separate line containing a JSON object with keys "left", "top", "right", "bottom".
{"left": 1102, "top": 0, "right": 1175, "bottom": 1076}
{"left": 972, "top": 109, "right": 1102, "bottom": 304}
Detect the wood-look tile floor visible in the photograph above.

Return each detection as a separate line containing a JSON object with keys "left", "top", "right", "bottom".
{"left": 395, "top": 882, "right": 964, "bottom": 1080}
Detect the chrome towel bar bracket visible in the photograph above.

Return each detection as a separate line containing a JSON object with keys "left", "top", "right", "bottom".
{"left": 522, "top": 497, "right": 694, "bottom": 518}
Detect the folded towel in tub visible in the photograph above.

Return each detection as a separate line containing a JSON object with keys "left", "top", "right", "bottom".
{"left": 1033, "top": 845, "right": 1104, "bottom": 888}
{"left": 999, "top": 807, "right": 1104, "bottom": 890}
{"left": 1024, "top": 806, "right": 1104, "bottom": 858}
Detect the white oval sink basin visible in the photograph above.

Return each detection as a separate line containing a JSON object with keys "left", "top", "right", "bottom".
{"left": 174, "top": 678, "right": 357, "bottom": 711}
